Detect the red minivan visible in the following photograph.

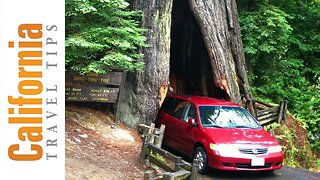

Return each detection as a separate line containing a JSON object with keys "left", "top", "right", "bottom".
{"left": 155, "top": 95, "right": 283, "bottom": 174}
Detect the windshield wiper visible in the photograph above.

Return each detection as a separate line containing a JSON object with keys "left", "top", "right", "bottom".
{"left": 205, "top": 124, "right": 223, "bottom": 128}
{"left": 233, "top": 125, "right": 253, "bottom": 129}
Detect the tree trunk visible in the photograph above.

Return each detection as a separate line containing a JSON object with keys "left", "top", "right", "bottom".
{"left": 117, "top": 0, "right": 173, "bottom": 127}
{"left": 118, "top": 0, "right": 255, "bottom": 127}
{"left": 189, "top": 0, "right": 255, "bottom": 114}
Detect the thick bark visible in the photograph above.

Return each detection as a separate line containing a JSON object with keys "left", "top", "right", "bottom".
{"left": 118, "top": 0, "right": 255, "bottom": 127}
{"left": 189, "top": 0, "right": 254, "bottom": 113}
{"left": 117, "top": 0, "right": 173, "bottom": 127}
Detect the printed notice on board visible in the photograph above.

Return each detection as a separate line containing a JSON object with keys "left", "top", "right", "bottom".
{"left": 0, "top": 0, "right": 65, "bottom": 179}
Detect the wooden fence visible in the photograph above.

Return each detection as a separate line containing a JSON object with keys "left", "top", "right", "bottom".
{"left": 253, "top": 100, "right": 288, "bottom": 126}
{"left": 139, "top": 123, "right": 199, "bottom": 180}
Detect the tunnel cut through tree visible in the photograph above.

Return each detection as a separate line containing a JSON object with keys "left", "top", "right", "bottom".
{"left": 169, "top": 0, "right": 230, "bottom": 100}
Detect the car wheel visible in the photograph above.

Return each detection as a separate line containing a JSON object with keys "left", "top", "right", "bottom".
{"left": 193, "top": 146, "right": 208, "bottom": 174}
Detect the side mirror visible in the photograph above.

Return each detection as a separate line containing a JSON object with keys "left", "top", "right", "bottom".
{"left": 188, "top": 118, "right": 197, "bottom": 126}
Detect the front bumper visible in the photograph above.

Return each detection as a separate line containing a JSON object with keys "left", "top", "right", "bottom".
{"left": 207, "top": 151, "right": 283, "bottom": 171}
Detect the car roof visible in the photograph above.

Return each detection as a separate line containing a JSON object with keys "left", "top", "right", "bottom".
{"left": 168, "top": 95, "right": 240, "bottom": 107}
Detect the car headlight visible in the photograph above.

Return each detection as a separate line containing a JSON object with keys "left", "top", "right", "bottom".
{"left": 209, "top": 143, "right": 215, "bottom": 150}
{"left": 209, "top": 143, "right": 222, "bottom": 151}
{"left": 209, "top": 143, "right": 235, "bottom": 156}
{"left": 268, "top": 145, "right": 282, "bottom": 153}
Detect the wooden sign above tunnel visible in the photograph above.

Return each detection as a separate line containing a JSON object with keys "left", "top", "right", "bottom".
{"left": 66, "top": 86, "right": 119, "bottom": 103}
{"left": 66, "top": 71, "right": 123, "bottom": 86}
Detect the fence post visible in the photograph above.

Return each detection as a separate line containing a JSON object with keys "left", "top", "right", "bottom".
{"left": 190, "top": 158, "right": 199, "bottom": 180}
{"left": 252, "top": 99, "right": 258, "bottom": 118}
{"left": 283, "top": 100, "right": 288, "bottom": 122}
{"left": 154, "top": 135, "right": 160, "bottom": 147}
{"left": 175, "top": 156, "right": 182, "bottom": 171}
{"left": 153, "top": 124, "right": 165, "bottom": 149}
{"left": 163, "top": 172, "right": 174, "bottom": 180}
{"left": 147, "top": 123, "right": 155, "bottom": 144}
{"left": 157, "top": 124, "right": 165, "bottom": 148}
{"left": 277, "top": 101, "right": 285, "bottom": 124}
{"left": 144, "top": 170, "right": 154, "bottom": 180}
{"left": 139, "top": 132, "right": 149, "bottom": 164}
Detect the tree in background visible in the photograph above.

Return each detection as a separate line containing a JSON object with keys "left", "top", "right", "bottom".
{"left": 238, "top": 0, "right": 320, "bottom": 151}
{"left": 65, "top": 0, "right": 147, "bottom": 74}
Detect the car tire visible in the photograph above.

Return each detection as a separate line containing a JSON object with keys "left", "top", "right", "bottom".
{"left": 193, "top": 146, "right": 208, "bottom": 174}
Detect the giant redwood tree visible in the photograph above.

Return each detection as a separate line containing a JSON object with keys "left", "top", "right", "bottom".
{"left": 117, "top": 0, "right": 254, "bottom": 127}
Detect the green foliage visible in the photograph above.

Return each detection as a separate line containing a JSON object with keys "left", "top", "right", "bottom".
{"left": 268, "top": 123, "right": 317, "bottom": 170}
{"left": 264, "top": 122, "right": 281, "bottom": 133}
{"left": 238, "top": 0, "right": 320, "bottom": 151}
{"left": 316, "top": 159, "right": 320, "bottom": 170}
{"left": 280, "top": 126, "right": 299, "bottom": 167}
{"left": 66, "top": 0, "right": 147, "bottom": 74}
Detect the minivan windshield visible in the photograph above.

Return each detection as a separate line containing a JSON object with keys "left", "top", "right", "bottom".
{"left": 198, "top": 106, "right": 261, "bottom": 129}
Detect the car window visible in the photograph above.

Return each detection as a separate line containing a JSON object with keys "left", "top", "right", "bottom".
{"left": 160, "top": 97, "right": 175, "bottom": 113}
{"left": 171, "top": 99, "right": 188, "bottom": 120}
{"left": 198, "top": 106, "right": 261, "bottom": 128}
{"left": 182, "top": 103, "right": 196, "bottom": 122}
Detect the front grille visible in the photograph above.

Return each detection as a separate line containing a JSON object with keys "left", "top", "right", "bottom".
{"left": 236, "top": 163, "right": 272, "bottom": 169}
{"left": 239, "top": 148, "right": 268, "bottom": 155}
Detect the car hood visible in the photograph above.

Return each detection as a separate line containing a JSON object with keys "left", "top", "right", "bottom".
{"left": 202, "top": 127, "right": 278, "bottom": 146}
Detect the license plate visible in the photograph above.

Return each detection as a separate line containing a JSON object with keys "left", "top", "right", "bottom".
{"left": 251, "top": 157, "right": 265, "bottom": 166}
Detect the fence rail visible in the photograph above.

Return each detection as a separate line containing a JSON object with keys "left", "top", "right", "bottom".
{"left": 253, "top": 100, "right": 287, "bottom": 126}
{"left": 139, "top": 123, "right": 199, "bottom": 180}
